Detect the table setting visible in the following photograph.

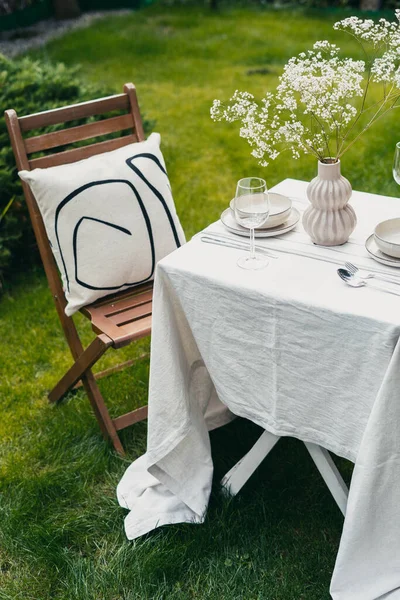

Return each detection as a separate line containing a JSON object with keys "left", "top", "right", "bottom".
{"left": 117, "top": 13, "right": 400, "bottom": 600}
{"left": 201, "top": 175, "right": 400, "bottom": 293}
{"left": 117, "top": 173, "right": 400, "bottom": 600}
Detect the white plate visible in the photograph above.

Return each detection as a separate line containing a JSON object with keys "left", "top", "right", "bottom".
{"left": 365, "top": 234, "right": 400, "bottom": 268}
{"left": 374, "top": 218, "right": 400, "bottom": 258}
{"left": 229, "top": 192, "right": 292, "bottom": 229}
{"left": 221, "top": 207, "right": 300, "bottom": 238}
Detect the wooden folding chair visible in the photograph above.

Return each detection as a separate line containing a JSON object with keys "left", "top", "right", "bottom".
{"left": 5, "top": 83, "right": 153, "bottom": 456}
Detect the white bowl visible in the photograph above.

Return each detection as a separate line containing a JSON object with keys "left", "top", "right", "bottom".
{"left": 229, "top": 192, "right": 292, "bottom": 229}
{"left": 374, "top": 218, "right": 400, "bottom": 258}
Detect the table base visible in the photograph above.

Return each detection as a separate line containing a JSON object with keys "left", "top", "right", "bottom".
{"left": 221, "top": 430, "right": 349, "bottom": 516}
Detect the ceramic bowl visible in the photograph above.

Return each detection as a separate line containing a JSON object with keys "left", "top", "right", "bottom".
{"left": 374, "top": 218, "right": 400, "bottom": 258}
{"left": 229, "top": 192, "right": 292, "bottom": 229}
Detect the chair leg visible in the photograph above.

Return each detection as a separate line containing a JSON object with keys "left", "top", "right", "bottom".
{"left": 304, "top": 442, "right": 348, "bottom": 516}
{"left": 113, "top": 405, "right": 148, "bottom": 431}
{"left": 72, "top": 353, "right": 149, "bottom": 390}
{"left": 81, "top": 370, "right": 125, "bottom": 456}
{"left": 43, "top": 293, "right": 125, "bottom": 454}
{"left": 221, "top": 430, "right": 281, "bottom": 496}
{"left": 49, "top": 334, "right": 113, "bottom": 404}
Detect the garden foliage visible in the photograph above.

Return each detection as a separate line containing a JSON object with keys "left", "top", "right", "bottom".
{"left": 161, "top": 0, "right": 396, "bottom": 9}
{"left": 0, "top": 0, "right": 41, "bottom": 16}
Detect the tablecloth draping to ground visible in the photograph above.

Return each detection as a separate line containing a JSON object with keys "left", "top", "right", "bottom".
{"left": 118, "top": 179, "right": 400, "bottom": 600}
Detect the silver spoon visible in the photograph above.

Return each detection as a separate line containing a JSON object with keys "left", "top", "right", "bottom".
{"left": 337, "top": 268, "right": 400, "bottom": 296}
{"left": 344, "top": 262, "right": 400, "bottom": 286}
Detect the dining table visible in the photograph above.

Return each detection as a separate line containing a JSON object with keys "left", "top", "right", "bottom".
{"left": 117, "top": 178, "right": 400, "bottom": 600}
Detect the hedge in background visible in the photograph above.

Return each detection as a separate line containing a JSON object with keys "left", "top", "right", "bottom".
{"left": 0, "top": 1, "right": 40, "bottom": 16}
{"left": 0, "top": 53, "right": 151, "bottom": 290}
{"left": 166, "top": 0, "right": 397, "bottom": 9}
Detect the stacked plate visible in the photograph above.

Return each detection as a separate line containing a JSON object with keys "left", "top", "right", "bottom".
{"left": 366, "top": 218, "right": 400, "bottom": 267}
{"left": 221, "top": 193, "right": 300, "bottom": 238}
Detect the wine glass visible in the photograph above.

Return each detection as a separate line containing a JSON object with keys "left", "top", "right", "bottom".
{"left": 393, "top": 142, "right": 400, "bottom": 185}
{"left": 234, "top": 177, "right": 270, "bottom": 270}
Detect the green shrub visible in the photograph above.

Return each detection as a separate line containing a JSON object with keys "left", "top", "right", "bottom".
{"left": 159, "top": 0, "right": 397, "bottom": 9}
{"left": 0, "top": 53, "right": 152, "bottom": 290}
{"left": 0, "top": 1, "right": 40, "bottom": 16}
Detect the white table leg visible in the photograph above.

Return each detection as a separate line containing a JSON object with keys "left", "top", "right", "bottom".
{"left": 221, "top": 430, "right": 281, "bottom": 496}
{"left": 304, "top": 441, "right": 348, "bottom": 516}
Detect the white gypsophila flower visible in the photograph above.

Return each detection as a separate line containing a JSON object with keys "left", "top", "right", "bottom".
{"left": 371, "top": 51, "right": 398, "bottom": 83}
{"left": 334, "top": 16, "right": 393, "bottom": 46}
{"left": 276, "top": 42, "right": 364, "bottom": 137}
{"left": 211, "top": 11, "right": 400, "bottom": 166}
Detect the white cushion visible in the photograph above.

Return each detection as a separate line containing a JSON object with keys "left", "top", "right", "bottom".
{"left": 19, "top": 133, "right": 185, "bottom": 316}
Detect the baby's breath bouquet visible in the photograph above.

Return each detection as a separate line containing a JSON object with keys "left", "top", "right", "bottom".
{"left": 211, "top": 12, "right": 400, "bottom": 166}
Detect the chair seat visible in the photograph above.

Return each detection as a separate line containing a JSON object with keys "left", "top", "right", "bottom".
{"left": 81, "top": 282, "right": 153, "bottom": 348}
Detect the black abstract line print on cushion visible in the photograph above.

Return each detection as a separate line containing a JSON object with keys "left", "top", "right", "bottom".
{"left": 73, "top": 216, "right": 135, "bottom": 291}
{"left": 54, "top": 150, "right": 181, "bottom": 295}
{"left": 55, "top": 179, "right": 155, "bottom": 293}
{"left": 125, "top": 153, "right": 182, "bottom": 249}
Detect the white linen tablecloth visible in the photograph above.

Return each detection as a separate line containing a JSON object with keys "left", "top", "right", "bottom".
{"left": 117, "top": 179, "right": 400, "bottom": 600}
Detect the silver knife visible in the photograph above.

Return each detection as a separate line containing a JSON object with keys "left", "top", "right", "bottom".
{"left": 199, "top": 233, "right": 343, "bottom": 265}
{"left": 200, "top": 235, "right": 278, "bottom": 259}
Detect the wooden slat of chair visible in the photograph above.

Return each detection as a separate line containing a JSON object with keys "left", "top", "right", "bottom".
{"left": 25, "top": 113, "right": 134, "bottom": 153}
{"left": 82, "top": 284, "right": 153, "bottom": 345}
{"left": 5, "top": 83, "right": 151, "bottom": 456}
{"left": 29, "top": 135, "right": 138, "bottom": 169}
{"left": 19, "top": 92, "right": 130, "bottom": 131}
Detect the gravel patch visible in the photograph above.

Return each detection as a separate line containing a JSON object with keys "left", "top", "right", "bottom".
{"left": 0, "top": 9, "right": 132, "bottom": 58}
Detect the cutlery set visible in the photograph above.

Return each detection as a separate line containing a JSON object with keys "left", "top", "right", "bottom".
{"left": 198, "top": 232, "right": 400, "bottom": 295}
{"left": 337, "top": 268, "right": 400, "bottom": 296}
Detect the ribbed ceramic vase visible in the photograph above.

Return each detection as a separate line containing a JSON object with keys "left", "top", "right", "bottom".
{"left": 302, "top": 159, "right": 356, "bottom": 246}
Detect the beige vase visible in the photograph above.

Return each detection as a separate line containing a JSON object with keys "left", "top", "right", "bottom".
{"left": 302, "top": 160, "right": 356, "bottom": 246}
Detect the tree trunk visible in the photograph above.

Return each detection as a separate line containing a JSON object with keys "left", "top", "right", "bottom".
{"left": 210, "top": 0, "right": 218, "bottom": 10}
{"left": 359, "top": 0, "right": 381, "bottom": 10}
{"left": 52, "top": 0, "right": 81, "bottom": 20}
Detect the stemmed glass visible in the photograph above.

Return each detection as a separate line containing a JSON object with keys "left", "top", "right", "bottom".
{"left": 234, "top": 177, "right": 270, "bottom": 270}
{"left": 393, "top": 142, "right": 400, "bottom": 185}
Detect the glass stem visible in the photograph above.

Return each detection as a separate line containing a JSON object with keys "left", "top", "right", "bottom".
{"left": 250, "top": 227, "right": 255, "bottom": 260}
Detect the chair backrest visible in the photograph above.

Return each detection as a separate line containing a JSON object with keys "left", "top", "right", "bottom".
{"left": 5, "top": 83, "right": 145, "bottom": 318}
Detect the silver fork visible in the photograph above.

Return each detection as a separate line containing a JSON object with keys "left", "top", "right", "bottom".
{"left": 344, "top": 261, "right": 400, "bottom": 286}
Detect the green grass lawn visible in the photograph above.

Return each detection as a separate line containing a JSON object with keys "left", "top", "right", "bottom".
{"left": 1, "top": 4, "right": 399, "bottom": 599}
